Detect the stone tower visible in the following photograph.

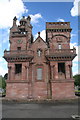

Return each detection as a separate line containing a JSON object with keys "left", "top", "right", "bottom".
{"left": 10, "top": 16, "right": 33, "bottom": 51}
{"left": 45, "top": 22, "right": 77, "bottom": 99}
{"left": 4, "top": 17, "right": 77, "bottom": 100}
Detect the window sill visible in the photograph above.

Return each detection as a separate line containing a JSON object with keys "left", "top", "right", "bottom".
{"left": 35, "top": 79, "right": 44, "bottom": 82}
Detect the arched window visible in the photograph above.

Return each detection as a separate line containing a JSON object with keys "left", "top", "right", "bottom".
{"left": 37, "top": 49, "right": 42, "bottom": 57}
{"left": 58, "top": 44, "right": 62, "bottom": 49}
{"left": 37, "top": 68, "right": 42, "bottom": 80}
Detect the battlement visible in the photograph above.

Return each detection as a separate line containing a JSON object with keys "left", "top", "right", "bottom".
{"left": 46, "top": 22, "right": 71, "bottom": 30}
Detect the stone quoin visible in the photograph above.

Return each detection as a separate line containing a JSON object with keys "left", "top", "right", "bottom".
{"left": 3, "top": 16, "right": 77, "bottom": 100}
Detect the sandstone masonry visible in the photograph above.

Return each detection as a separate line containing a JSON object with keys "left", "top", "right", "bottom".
{"left": 4, "top": 16, "right": 77, "bottom": 100}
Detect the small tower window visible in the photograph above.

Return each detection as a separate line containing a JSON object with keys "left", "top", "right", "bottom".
{"left": 15, "top": 64, "right": 22, "bottom": 74}
{"left": 58, "top": 44, "right": 62, "bottom": 49}
{"left": 37, "top": 49, "right": 42, "bottom": 57}
{"left": 58, "top": 63, "right": 65, "bottom": 74}
{"left": 17, "top": 47, "right": 21, "bottom": 51}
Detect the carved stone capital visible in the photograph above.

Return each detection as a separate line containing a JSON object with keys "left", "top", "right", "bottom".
{"left": 50, "top": 65, "right": 55, "bottom": 67}
{"left": 8, "top": 66, "right": 11, "bottom": 69}
{"left": 25, "top": 66, "right": 29, "bottom": 69}
{"left": 69, "top": 65, "right": 72, "bottom": 67}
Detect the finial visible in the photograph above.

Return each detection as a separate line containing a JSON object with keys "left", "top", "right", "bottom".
{"left": 23, "top": 16, "right": 25, "bottom": 18}
{"left": 13, "top": 16, "right": 17, "bottom": 26}
{"left": 38, "top": 32, "right": 40, "bottom": 37}
{"left": 27, "top": 16, "right": 31, "bottom": 21}
{"left": 13, "top": 16, "right": 17, "bottom": 21}
{"left": 73, "top": 46, "right": 76, "bottom": 49}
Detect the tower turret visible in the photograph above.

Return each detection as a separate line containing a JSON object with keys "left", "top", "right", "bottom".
{"left": 9, "top": 16, "right": 33, "bottom": 51}
{"left": 13, "top": 16, "right": 17, "bottom": 26}
{"left": 27, "top": 16, "right": 32, "bottom": 27}
{"left": 46, "top": 22, "right": 72, "bottom": 49}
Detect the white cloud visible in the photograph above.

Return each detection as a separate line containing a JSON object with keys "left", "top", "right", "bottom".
{"left": 57, "top": 18, "right": 65, "bottom": 22}
{"left": 30, "top": 13, "right": 42, "bottom": 24}
{"left": 70, "top": 0, "right": 80, "bottom": 17}
{"left": 0, "top": 1, "right": 43, "bottom": 28}
{"left": 0, "top": 57, "right": 8, "bottom": 76}
{"left": 0, "top": 66, "right": 8, "bottom": 76}
{"left": 40, "top": 30, "right": 46, "bottom": 40}
{"left": 0, "top": 57, "right": 4, "bottom": 62}
{"left": 70, "top": 42, "right": 79, "bottom": 75}
{"left": 70, "top": 42, "right": 77, "bottom": 49}
{"left": 73, "top": 70, "right": 78, "bottom": 76}
{"left": 0, "top": 1, "right": 43, "bottom": 77}
{"left": 0, "top": 0, "right": 28, "bottom": 28}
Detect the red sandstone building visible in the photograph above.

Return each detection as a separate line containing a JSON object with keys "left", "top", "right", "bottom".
{"left": 4, "top": 16, "right": 77, "bottom": 100}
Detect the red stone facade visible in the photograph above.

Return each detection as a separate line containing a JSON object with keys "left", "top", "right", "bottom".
{"left": 4, "top": 16, "right": 77, "bottom": 100}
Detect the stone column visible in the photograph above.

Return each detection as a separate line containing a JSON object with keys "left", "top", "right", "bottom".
{"left": 28, "top": 63, "right": 33, "bottom": 99}
{"left": 21, "top": 62, "right": 30, "bottom": 81}
{"left": 65, "top": 63, "right": 70, "bottom": 79}
{"left": 22, "top": 64, "right": 25, "bottom": 81}
{"left": 8, "top": 66, "right": 11, "bottom": 81}
{"left": 26, "top": 66, "right": 29, "bottom": 81}
{"left": 50, "top": 65, "right": 55, "bottom": 80}
{"left": 47, "top": 63, "right": 52, "bottom": 99}
{"left": 51, "top": 66, "right": 53, "bottom": 80}
{"left": 31, "top": 64, "right": 34, "bottom": 98}
{"left": 69, "top": 65, "right": 72, "bottom": 78}
{"left": 25, "top": 62, "right": 29, "bottom": 82}
{"left": 50, "top": 62, "right": 57, "bottom": 80}
{"left": 46, "top": 63, "right": 49, "bottom": 83}
{"left": 54, "top": 63, "right": 58, "bottom": 79}
{"left": 11, "top": 64, "right": 15, "bottom": 81}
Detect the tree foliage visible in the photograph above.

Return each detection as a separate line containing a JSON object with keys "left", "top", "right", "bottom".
{"left": 0, "top": 75, "right": 6, "bottom": 89}
{"left": 73, "top": 74, "right": 80, "bottom": 86}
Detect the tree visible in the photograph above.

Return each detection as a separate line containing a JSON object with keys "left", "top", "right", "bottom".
{"left": 0, "top": 76, "right": 6, "bottom": 89}
{"left": 73, "top": 74, "right": 80, "bottom": 86}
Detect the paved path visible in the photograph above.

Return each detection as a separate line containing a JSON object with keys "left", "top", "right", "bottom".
{"left": 2, "top": 99, "right": 79, "bottom": 118}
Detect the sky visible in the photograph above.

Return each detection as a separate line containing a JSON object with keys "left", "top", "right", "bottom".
{"left": 0, "top": 0, "right": 79, "bottom": 76}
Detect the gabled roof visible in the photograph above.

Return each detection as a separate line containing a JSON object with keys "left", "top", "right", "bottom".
{"left": 33, "top": 35, "right": 47, "bottom": 46}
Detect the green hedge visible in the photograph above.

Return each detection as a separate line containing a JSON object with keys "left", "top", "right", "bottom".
{"left": 0, "top": 76, "right": 6, "bottom": 89}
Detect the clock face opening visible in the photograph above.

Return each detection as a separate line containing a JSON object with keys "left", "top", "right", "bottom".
{"left": 17, "top": 40, "right": 22, "bottom": 44}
